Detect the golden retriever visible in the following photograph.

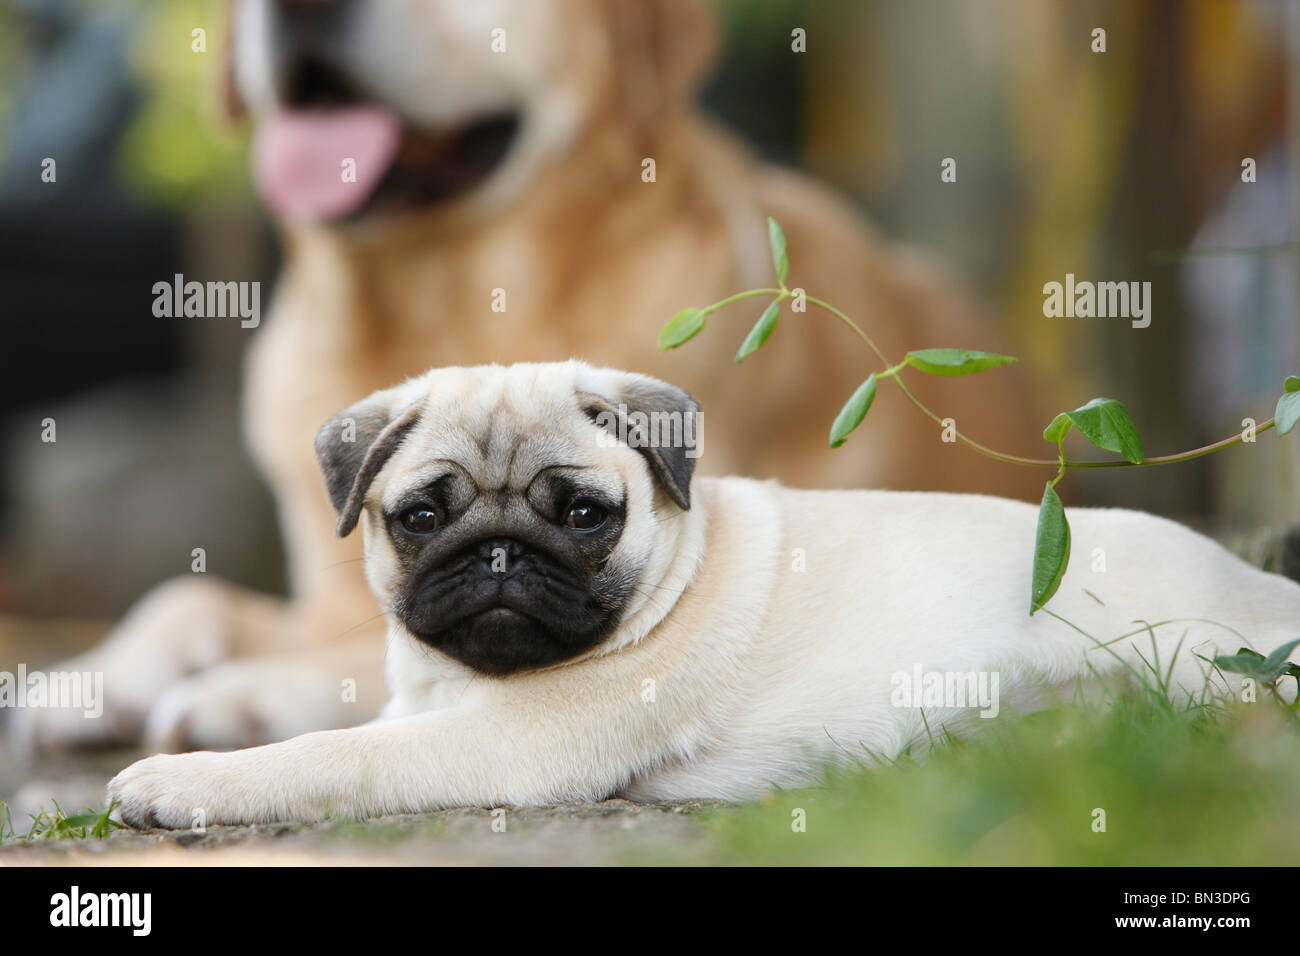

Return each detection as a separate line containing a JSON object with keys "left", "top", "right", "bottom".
{"left": 13, "top": 0, "right": 1042, "bottom": 755}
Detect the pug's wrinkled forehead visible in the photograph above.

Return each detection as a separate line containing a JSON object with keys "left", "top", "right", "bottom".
{"left": 385, "top": 372, "right": 621, "bottom": 506}
{"left": 315, "top": 362, "right": 700, "bottom": 538}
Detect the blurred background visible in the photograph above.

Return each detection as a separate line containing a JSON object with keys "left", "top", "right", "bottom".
{"left": 0, "top": 0, "right": 1296, "bottom": 626}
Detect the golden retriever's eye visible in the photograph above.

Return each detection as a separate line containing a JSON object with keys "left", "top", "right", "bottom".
{"left": 565, "top": 499, "right": 608, "bottom": 531}
{"left": 399, "top": 506, "right": 440, "bottom": 534}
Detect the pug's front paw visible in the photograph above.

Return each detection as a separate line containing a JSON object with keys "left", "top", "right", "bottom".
{"left": 108, "top": 751, "right": 252, "bottom": 830}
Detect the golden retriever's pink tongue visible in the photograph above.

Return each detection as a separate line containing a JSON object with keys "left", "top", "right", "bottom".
{"left": 254, "top": 107, "right": 402, "bottom": 220}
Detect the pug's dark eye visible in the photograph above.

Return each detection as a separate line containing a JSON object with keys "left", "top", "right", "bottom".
{"left": 565, "top": 499, "right": 607, "bottom": 531}
{"left": 399, "top": 505, "right": 440, "bottom": 534}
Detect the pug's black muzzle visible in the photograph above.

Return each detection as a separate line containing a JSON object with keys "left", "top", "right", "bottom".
{"left": 397, "top": 536, "right": 624, "bottom": 676}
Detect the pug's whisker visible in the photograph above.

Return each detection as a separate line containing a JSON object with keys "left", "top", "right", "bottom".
{"left": 627, "top": 586, "right": 676, "bottom": 614}
{"left": 456, "top": 671, "right": 483, "bottom": 704}
{"left": 316, "top": 556, "right": 369, "bottom": 571}
{"left": 330, "top": 608, "right": 392, "bottom": 642}
{"left": 633, "top": 580, "right": 687, "bottom": 596}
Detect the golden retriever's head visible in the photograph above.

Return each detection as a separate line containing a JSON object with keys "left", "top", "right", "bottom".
{"left": 224, "top": 0, "right": 717, "bottom": 229}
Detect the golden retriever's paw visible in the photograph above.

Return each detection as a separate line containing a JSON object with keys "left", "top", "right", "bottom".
{"left": 142, "top": 658, "right": 353, "bottom": 753}
{"left": 108, "top": 752, "right": 248, "bottom": 830}
{"left": 7, "top": 692, "right": 142, "bottom": 758}
{"left": 10, "top": 577, "right": 238, "bottom": 757}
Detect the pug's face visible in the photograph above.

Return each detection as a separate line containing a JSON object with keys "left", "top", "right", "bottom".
{"left": 315, "top": 362, "right": 700, "bottom": 675}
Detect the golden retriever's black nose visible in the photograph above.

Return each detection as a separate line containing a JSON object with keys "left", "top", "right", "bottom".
{"left": 278, "top": 54, "right": 361, "bottom": 108}
{"left": 269, "top": 0, "right": 358, "bottom": 106}
{"left": 272, "top": 0, "right": 351, "bottom": 40}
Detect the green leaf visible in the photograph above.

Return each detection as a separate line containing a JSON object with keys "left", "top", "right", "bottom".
{"left": 1275, "top": 389, "right": 1300, "bottom": 436}
{"left": 1042, "top": 413, "right": 1072, "bottom": 444}
{"left": 735, "top": 300, "right": 781, "bottom": 363}
{"left": 1262, "top": 637, "right": 1300, "bottom": 674}
{"left": 1058, "top": 397, "right": 1143, "bottom": 463}
{"left": 1213, "top": 648, "right": 1266, "bottom": 676}
{"left": 1211, "top": 647, "right": 1263, "bottom": 671}
{"left": 658, "top": 307, "right": 706, "bottom": 351}
{"left": 904, "top": 349, "right": 1017, "bottom": 377}
{"left": 1215, "top": 641, "right": 1300, "bottom": 687}
{"left": 1030, "top": 483, "right": 1071, "bottom": 614}
{"left": 59, "top": 813, "right": 103, "bottom": 829}
{"left": 1284, "top": 376, "right": 1300, "bottom": 393}
{"left": 829, "top": 374, "right": 878, "bottom": 449}
{"left": 767, "top": 217, "right": 789, "bottom": 285}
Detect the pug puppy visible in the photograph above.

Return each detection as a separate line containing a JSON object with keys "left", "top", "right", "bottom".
{"left": 108, "top": 362, "right": 1300, "bottom": 827}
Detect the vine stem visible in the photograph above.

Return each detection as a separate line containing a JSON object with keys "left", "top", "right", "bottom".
{"left": 714, "top": 289, "right": 1279, "bottom": 471}
{"left": 704, "top": 288, "right": 785, "bottom": 314}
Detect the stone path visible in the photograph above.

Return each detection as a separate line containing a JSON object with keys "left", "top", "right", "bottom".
{"left": 0, "top": 799, "right": 721, "bottom": 866}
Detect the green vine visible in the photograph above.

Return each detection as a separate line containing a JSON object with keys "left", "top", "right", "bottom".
{"left": 659, "top": 218, "right": 1300, "bottom": 615}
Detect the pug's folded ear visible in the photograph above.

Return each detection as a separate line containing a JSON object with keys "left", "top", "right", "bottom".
{"left": 315, "top": 390, "right": 425, "bottom": 537}
{"left": 578, "top": 372, "right": 701, "bottom": 511}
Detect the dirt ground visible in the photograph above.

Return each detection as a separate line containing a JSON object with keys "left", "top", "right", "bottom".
{"left": 1, "top": 729, "right": 723, "bottom": 867}
{"left": 0, "top": 799, "right": 721, "bottom": 866}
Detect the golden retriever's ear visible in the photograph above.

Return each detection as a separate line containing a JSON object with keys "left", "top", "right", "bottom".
{"left": 611, "top": 0, "right": 719, "bottom": 121}
{"left": 217, "top": 0, "right": 247, "bottom": 123}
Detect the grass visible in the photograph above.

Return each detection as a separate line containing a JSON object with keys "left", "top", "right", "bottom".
{"left": 0, "top": 798, "right": 126, "bottom": 845}
{"left": 692, "top": 666, "right": 1300, "bottom": 865}
{"left": 321, "top": 813, "right": 448, "bottom": 845}
{"left": 4, "top": 639, "right": 1298, "bottom": 865}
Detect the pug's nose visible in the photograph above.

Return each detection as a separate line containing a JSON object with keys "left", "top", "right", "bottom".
{"left": 478, "top": 539, "right": 526, "bottom": 578}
